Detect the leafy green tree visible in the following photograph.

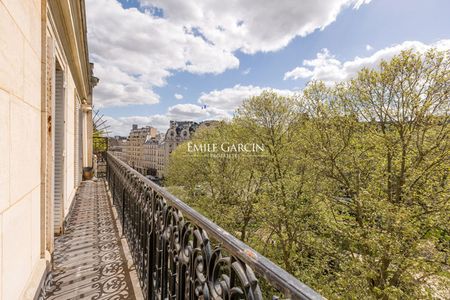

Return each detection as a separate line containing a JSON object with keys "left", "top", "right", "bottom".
{"left": 166, "top": 122, "right": 266, "bottom": 242}
{"left": 165, "top": 49, "right": 450, "bottom": 299}
{"left": 93, "top": 129, "right": 108, "bottom": 152}
{"left": 234, "top": 92, "right": 326, "bottom": 276}
{"left": 301, "top": 49, "right": 450, "bottom": 299}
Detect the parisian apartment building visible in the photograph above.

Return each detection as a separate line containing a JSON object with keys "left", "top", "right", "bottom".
{"left": 126, "top": 124, "right": 157, "bottom": 174}
{"left": 108, "top": 135, "right": 129, "bottom": 163}
{"left": 0, "top": 0, "right": 96, "bottom": 298}
{"left": 110, "top": 120, "right": 219, "bottom": 179}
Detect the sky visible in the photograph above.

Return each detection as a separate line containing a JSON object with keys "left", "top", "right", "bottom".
{"left": 85, "top": 0, "right": 450, "bottom": 136}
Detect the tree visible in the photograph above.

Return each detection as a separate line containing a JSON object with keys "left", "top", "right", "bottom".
{"left": 301, "top": 49, "right": 450, "bottom": 299}
{"left": 166, "top": 122, "right": 266, "bottom": 242}
{"left": 165, "top": 49, "right": 450, "bottom": 299}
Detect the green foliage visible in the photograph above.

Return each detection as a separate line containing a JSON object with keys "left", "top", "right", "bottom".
{"left": 93, "top": 129, "right": 108, "bottom": 152}
{"left": 166, "top": 49, "right": 450, "bottom": 299}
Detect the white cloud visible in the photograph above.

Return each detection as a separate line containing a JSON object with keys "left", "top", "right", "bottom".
{"left": 87, "top": 0, "right": 239, "bottom": 107}
{"left": 139, "top": 0, "right": 371, "bottom": 54}
{"left": 105, "top": 105, "right": 230, "bottom": 136}
{"left": 167, "top": 103, "right": 232, "bottom": 121}
{"left": 198, "top": 84, "right": 296, "bottom": 111}
{"left": 284, "top": 39, "right": 450, "bottom": 84}
{"left": 242, "top": 68, "right": 251, "bottom": 75}
{"left": 86, "top": 0, "right": 371, "bottom": 107}
{"left": 93, "top": 64, "right": 159, "bottom": 107}
{"left": 104, "top": 114, "right": 170, "bottom": 136}
{"left": 365, "top": 44, "right": 373, "bottom": 51}
{"left": 168, "top": 104, "right": 207, "bottom": 119}
{"left": 353, "top": 0, "right": 371, "bottom": 9}
{"left": 284, "top": 67, "right": 314, "bottom": 80}
{"left": 174, "top": 93, "right": 183, "bottom": 100}
{"left": 105, "top": 84, "right": 296, "bottom": 135}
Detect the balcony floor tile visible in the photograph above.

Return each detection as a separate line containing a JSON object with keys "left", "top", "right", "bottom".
{"left": 42, "top": 179, "right": 136, "bottom": 299}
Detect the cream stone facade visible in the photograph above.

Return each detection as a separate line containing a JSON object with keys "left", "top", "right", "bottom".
{"left": 159, "top": 121, "right": 198, "bottom": 177}
{"left": 115, "top": 121, "right": 219, "bottom": 179}
{"left": 109, "top": 137, "right": 129, "bottom": 163}
{"left": 126, "top": 124, "right": 157, "bottom": 174}
{"left": 0, "top": 0, "right": 95, "bottom": 299}
{"left": 143, "top": 134, "right": 165, "bottom": 177}
{"left": 141, "top": 121, "right": 219, "bottom": 178}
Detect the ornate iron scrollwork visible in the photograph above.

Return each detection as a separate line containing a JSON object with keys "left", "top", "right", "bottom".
{"left": 106, "top": 152, "right": 323, "bottom": 300}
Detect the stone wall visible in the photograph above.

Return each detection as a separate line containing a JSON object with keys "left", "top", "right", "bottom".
{"left": 0, "top": 0, "right": 44, "bottom": 299}
{"left": 0, "top": 0, "right": 91, "bottom": 298}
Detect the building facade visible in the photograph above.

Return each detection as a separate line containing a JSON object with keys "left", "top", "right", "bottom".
{"left": 160, "top": 121, "right": 199, "bottom": 176}
{"left": 0, "top": 0, "right": 95, "bottom": 299}
{"left": 148, "top": 121, "right": 221, "bottom": 177}
{"left": 126, "top": 124, "right": 157, "bottom": 174}
{"left": 109, "top": 136, "right": 129, "bottom": 163}
{"left": 142, "top": 134, "right": 165, "bottom": 177}
{"left": 122, "top": 121, "right": 218, "bottom": 178}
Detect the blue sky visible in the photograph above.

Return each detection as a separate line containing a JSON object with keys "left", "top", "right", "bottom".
{"left": 85, "top": 0, "right": 450, "bottom": 135}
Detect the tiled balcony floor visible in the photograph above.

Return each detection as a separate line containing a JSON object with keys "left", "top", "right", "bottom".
{"left": 43, "top": 179, "right": 136, "bottom": 299}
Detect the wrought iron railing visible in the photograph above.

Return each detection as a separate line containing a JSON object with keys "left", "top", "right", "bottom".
{"left": 106, "top": 152, "right": 323, "bottom": 300}
{"left": 93, "top": 136, "right": 108, "bottom": 178}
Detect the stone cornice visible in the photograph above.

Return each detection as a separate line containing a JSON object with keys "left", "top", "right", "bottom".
{"left": 48, "top": 0, "right": 92, "bottom": 103}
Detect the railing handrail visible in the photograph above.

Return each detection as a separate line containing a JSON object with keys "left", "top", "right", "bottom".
{"left": 107, "top": 151, "right": 324, "bottom": 300}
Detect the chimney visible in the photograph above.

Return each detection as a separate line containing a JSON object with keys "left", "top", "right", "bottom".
{"left": 132, "top": 124, "right": 138, "bottom": 130}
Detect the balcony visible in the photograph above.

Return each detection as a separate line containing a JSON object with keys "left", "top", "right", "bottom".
{"left": 41, "top": 153, "right": 323, "bottom": 299}
{"left": 42, "top": 179, "right": 139, "bottom": 299}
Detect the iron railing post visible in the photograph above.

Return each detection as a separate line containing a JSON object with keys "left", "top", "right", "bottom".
{"left": 122, "top": 188, "right": 125, "bottom": 236}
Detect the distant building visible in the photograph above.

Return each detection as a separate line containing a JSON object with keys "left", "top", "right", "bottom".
{"left": 146, "top": 121, "right": 203, "bottom": 177}
{"left": 122, "top": 121, "right": 218, "bottom": 178}
{"left": 163, "top": 121, "right": 198, "bottom": 160}
{"left": 147, "top": 121, "right": 199, "bottom": 177}
{"left": 126, "top": 124, "right": 157, "bottom": 174}
{"left": 143, "top": 133, "right": 165, "bottom": 177}
{"left": 109, "top": 137, "right": 129, "bottom": 163}
{"left": 108, "top": 136, "right": 127, "bottom": 147}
